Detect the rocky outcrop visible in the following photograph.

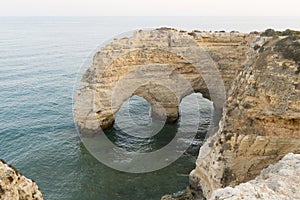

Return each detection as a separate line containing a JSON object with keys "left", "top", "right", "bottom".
{"left": 73, "top": 28, "right": 300, "bottom": 199}
{"left": 163, "top": 154, "right": 300, "bottom": 200}
{"left": 73, "top": 29, "right": 256, "bottom": 134}
{"left": 190, "top": 33, "right": 300, "bottom": 198}
{"left": 210, "top": 153, "right": 300, "bottom": 200}
{"left": 0, "top": 159, "right": 43, "bottom": 200}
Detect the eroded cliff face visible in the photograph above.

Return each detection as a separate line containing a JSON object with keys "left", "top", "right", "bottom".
{"left": 74, "top": 28, "right": 300, "bottom": 199}
{"left": 210, "top": 153, "right": 300, "bottom": 200}
{"left": 191, "top": 31, "right": 255, "bottom": 93}
{"left": 73, "top": 29, "right": 255, "bottom": 134}
{"left": 190, "top": 34, "right": 300, "bottom": 198}
{"left": 0, "top": 159, "right": 43, "bottom": 200}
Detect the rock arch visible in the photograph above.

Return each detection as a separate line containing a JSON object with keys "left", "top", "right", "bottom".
{"left": 73, "top": 28, "right": 253, "bottom": 135}
{"left": 73, "top": 28, "right": 300, "bottom": 199}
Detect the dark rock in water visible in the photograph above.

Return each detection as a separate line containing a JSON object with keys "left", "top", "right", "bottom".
{"left": 185, "top": 140, "right": 203, "bottom": 156}
{"left": 161, "top": 187, "right": 205, "bottom": 200}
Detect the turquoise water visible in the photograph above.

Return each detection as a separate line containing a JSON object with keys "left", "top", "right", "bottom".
{"left": 1, "top": 17, "right": 300, "bottom": 200}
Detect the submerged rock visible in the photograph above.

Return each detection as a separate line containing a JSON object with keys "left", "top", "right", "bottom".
{"left": 161, "top": 187, "right": 205, "bottom": 200}
{"left": 0, "top": 159, "right": 43, "bottom": 200}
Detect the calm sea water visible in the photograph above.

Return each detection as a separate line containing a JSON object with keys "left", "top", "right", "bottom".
{"left": 1, "top": 17, "right": 300, "bottom": 200}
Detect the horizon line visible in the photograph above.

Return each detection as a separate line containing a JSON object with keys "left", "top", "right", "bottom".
{"left": 0, "top": 15, "right": 300, "bottom": 17}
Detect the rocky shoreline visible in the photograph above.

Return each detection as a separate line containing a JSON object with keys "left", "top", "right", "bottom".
{"left": 3, "top": 28, "right": 299, "bottom": 200}
{"left": 163, "top": 153, "right": 300, "bottom": 200}
{"left": 188, "top": 29, "right": 300, "bottom": 199}
{"left": 161, "top": 29, "right": 300, "bottom": 199}
{"left": 74, "top": 27, "right": 299, "bottom": 199}
{"left": 0, "top": 159, "right": 43, "bottom": 200}
{"left": 210, "top": 153, "right": 300, "bottom": 200}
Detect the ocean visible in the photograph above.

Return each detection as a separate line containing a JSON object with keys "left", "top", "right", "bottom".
{"left": 1, "top": 17, "right": 300, "bottom": 200}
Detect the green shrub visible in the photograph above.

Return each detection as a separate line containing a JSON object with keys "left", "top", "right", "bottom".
{"left": 261, "top": 29, "right": 277, "bottom": 37}
{"left": 275, "top": 36, "right": 300, "bottom": 72}
{"left": 281, "top": 29, "right": 300, "bottom": 37}
{"left": 261, "top": 29, "right": 300, "bottom": 38}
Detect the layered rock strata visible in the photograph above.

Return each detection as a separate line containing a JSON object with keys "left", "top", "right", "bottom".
{"left": 190, "top": 33, "right": 300, "bottom": 198}
{"left": 73, "top": 29, "right": 256, "bottom": 134}
{"left": 74, "top": 28, "right": 300, "bottom": 199}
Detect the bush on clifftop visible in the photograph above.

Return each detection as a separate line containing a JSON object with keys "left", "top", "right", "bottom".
{"left": 261, "top": 29, "right": 300, "bottom": 38}
{"left": 275, "top": 36, "right": 300, "bottom": 73}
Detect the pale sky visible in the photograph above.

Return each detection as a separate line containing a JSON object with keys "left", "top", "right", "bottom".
{"left": 0, "top": 0, "right": 299, "bottom": 16}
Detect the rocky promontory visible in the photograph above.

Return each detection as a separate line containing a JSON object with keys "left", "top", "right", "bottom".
{"left": 0, "top": 159, "right": 43, "bottom": 200}
{"left": 74, "top": 28, "right": 300, "bottom": 199}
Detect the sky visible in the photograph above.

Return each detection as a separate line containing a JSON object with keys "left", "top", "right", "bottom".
{"left": 0, "top": 0, "right": 300, "bottom": 16}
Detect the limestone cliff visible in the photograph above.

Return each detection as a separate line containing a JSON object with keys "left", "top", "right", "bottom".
{"left": 0, "top": 159, "right": 43, "bottom": 200}
{"left": 162, "top": 154, "right": 300, "bottom": 200}
{"left": 73, "top": 29, "right": 256, "bottom": 134}
{"left": 210, "top": 153, "right": 300, "bottom": 200}
{"left": 190, "top": 32, "right": 300, "bottom": 198}
{"left": 73, "top": 28, "right": 300, "bottom": 199}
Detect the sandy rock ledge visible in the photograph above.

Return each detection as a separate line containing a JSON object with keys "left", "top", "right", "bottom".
{"left": 210, "top": 153, "right": 300, "bottom": 200}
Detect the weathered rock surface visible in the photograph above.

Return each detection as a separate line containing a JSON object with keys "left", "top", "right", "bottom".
{"left": 191, "top": 33, "right": 300, "bottom": 198}
{"left": 210, "top": 153, "right": 300, "bottom": 200}
{"left": 74, "top": 28, "right": 300, "bottom": 199}
{"left": 73, "top": 29, "right": 255, "bottom": 134}
{"left": 0, "top": 159, "right": 43, "bottom": 200}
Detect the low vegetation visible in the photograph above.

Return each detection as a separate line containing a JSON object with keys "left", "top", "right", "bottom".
{"left": 261, "top": 29, "right": 300, "bottom": 74}
{"left": 261, "top": 28, "right": 300, "bottom": 38}
{"left": 275, "top": 36, "right": 300, "bottom": 73}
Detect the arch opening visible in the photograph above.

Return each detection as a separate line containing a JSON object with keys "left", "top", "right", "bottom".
{"left": 104, "top": 92, "right": 215, "bottom": 155}
{"left": 105, "top": 95, "right": 177, "bottom": 153}
{"left": 179, "top": 93, "right": 214, "bottom": 141}
{"left": 113, "top": 95, "right": 166, "bottom": 139}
